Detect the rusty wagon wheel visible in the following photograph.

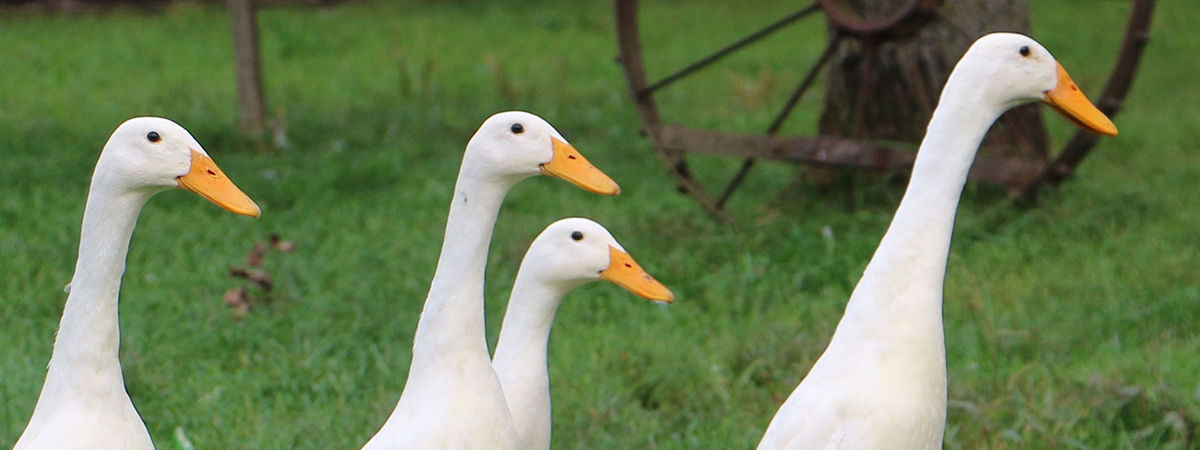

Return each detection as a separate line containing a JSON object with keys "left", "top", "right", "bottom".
{"left": 614, "top": 0, "right": 1156, "bottom": 219}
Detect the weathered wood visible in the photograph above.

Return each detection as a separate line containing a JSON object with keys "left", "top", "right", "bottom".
{"left": 660, "top": 125, "right": 1044, "bottom": 187}
{"left": 613, "top": 0, "right": 1151, "bottom": 217}
{"left": 638, "top": 4, "right": 821, "bottom": 100}
{"left": 228, "top": 0, "right": 266, "bottom": 137}
{"left": 819, "top": 0, "right": 1049, "bottom": 159}
{"left": 716, "top": 33, "right": 843, "bottom": 208}
{"left": 1018, "top": 0, "right": 1156, "bottom": 201}
{"left": 817, "top": 0, "right": 939, "bottom": 40}
{"left": 614, "top": 0, "right": 727, "bottom": 219}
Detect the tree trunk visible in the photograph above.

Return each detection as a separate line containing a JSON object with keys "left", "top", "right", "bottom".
{"left": 818, "top": 0, "right": 1049, "bottom": 161}
{"left": 228, "top": 0, "right": 266, "bottom": 138}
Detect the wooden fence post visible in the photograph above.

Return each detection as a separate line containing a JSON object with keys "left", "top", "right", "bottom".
{"left": 228, "top": 0, "right": 266, "bottom": 137}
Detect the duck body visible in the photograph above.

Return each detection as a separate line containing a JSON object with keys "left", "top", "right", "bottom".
{"left": 12, "top": 117, "right": 259, "bottom": 450}
{"left": 361, "top": 112, "right": 619, "bottom": 450}
{"left": 15, "top": 392, "right": 152, "bottom": 450}
{"left": 756, "top": 33, "right": 1117, "bottom": 450}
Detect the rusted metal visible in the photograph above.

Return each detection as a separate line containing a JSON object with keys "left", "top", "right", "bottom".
{"left": 615, "top": 0, "right": 1149, "bottom": 217}
{"left": 716, "top": 159, "right": 756, "bottom": 210}
{"left": 1017, "top": 0, "right": 1156, "bottom": 201}
{"left": 614, "top": 0, "right": 726, "bottom": 218}
{"left": 768, "top": 35, "right": 842, "bottom": 136}
{"left": 639, "top": 3, "right": 821, "bottom": 100}
{"left": 660, "top": 126, "right": 1045, "bottom": 187}
{"left": 716, "top": 33, "right": 843, "bottom": 209}
{"left": 615, "top": 0, "right": 950, "bottom": 218}
{"left": 818, "top": 0, "right": 941, "bottom": 40}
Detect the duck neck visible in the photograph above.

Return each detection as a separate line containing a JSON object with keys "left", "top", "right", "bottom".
{"left": 840, "top": 83, "right": 1001, "bottom": 334}
{"left": 44, "top": 171, "right": 152, "bottom": 400}
{"left": 409, "top": 171, "right": 518, "bottom": 375}
{"left": 493, "top": 278, "right": 570, "bottom": 384}
{"left": 493, "top": 278, "right": 572, "bottom": 450}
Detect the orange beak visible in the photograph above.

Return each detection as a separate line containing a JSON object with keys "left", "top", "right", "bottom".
{"left": 1041, "top": 62, "right": 1118, "bottom": 137}
{"left": 176, "top": 148, "right": 261, "bottom": 217}
{"left": 539, "top": 137, "right": 621, "bottom": 196}
{"left": 598, "top": 246, "right": 674, "bottom": 303}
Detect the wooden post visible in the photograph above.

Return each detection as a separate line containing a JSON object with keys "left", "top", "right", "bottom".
{"left": 820, "top": 0, "right": 1049, "bottom": 162}
{"left": 228, "top": 0, "right": 266, "bottom": 137}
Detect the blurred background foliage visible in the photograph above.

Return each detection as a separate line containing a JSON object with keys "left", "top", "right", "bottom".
{"left": 0, "top": 0, "right": 1197, "bottom": 448}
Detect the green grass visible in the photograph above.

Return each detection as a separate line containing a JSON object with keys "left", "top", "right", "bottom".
{"left": 1, "top": 0, "right": 1198, "bottom": 448}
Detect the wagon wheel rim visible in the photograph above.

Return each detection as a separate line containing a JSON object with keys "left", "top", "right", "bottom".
{"left": 614, "top": 0, "right": 711, "bottom": 216}
{"left": 615, "top": 0, "right": 934, "bottom": 217}
{"left": 720, "top": 32, "right": 843, "bottom": 209}
{"left": 615, "top": 0, "right": 1154, "bottom": 216}
{"left": 817, "top": 0, "right": 940, "bottom": 39}
{"left": 616, "top": 0, "right": 839, "bottom": 218}
{"left": 1017, "top": 0, "right": 1157, "bottom": 201}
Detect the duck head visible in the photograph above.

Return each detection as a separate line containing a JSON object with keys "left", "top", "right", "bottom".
{"left": 96, "top": 117, "right": 260, "bottom": 217}
{"left": 953, "top": 33, "right": 1117, "bottom": 136}
{"left": 461, "top": 111, "right": 621, "bottom": 195}
{"left": 522, "top": 217, "right": 674, "bottom": 303}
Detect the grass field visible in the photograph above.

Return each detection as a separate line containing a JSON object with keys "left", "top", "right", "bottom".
{"left": 1, "top": 0, "right": 1197, "bottom": 448}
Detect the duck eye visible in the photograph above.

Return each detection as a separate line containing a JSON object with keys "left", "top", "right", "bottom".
{"left": 571, "top": 231, "right": 583, "bottom": 241}
{"left": 510, "top": 123, "right": 524, "bottom": 134}
{"left": 1019, "top": 46, "right": 1030, "bottom": 57}
{"left": 147, "top": 131, "right": 161, "bottom": 143}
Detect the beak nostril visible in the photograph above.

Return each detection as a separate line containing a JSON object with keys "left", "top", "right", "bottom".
{"left": 568, "top": 155, "right": 577, "bottom": 160}
{"left": 625, "top": 263, "right": 632, "bottom": 268}
{"left": 207, "top": 169, "right": 217, "bottom": 177}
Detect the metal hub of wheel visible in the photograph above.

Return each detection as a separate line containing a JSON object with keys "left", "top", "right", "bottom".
{"left": 614, "top": 0, "right": 1156, "bottom": 219}
{"left": 818, "top": 0, "right": 940, "bottom": 40}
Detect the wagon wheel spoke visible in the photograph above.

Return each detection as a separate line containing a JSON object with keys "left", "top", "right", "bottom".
{"left": 715, "top": 34, "right": 843, "bottom": 208}
{"left": 1017, "top": 0, "right": 1156, "bottom": 201}
{"left": 768, "top": 34, "right": 843, "bottom": 135}
{"left": 620, "top": 0, "right": 1151, "bottom": 217}
{"left": 615, "top": 0, "right": 729, "bottom": 219}
{"left": 715, "top": 159, "right": 758, "bottom": 209}
{"left": 638, "top": 3, "right": 821, "bottom": 99}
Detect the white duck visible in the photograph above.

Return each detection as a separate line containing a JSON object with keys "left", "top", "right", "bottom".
{"left": 12, "top": 117, "right": 260, "bottom": 450}
{"left": 360, "top": 112, "right": 620, "bottom": 450}
{"left": 755, "top": 33, "right": 1117, "bottom": 450}
{"left": 492, "top": 218, "right": 675, "bottom": 450}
